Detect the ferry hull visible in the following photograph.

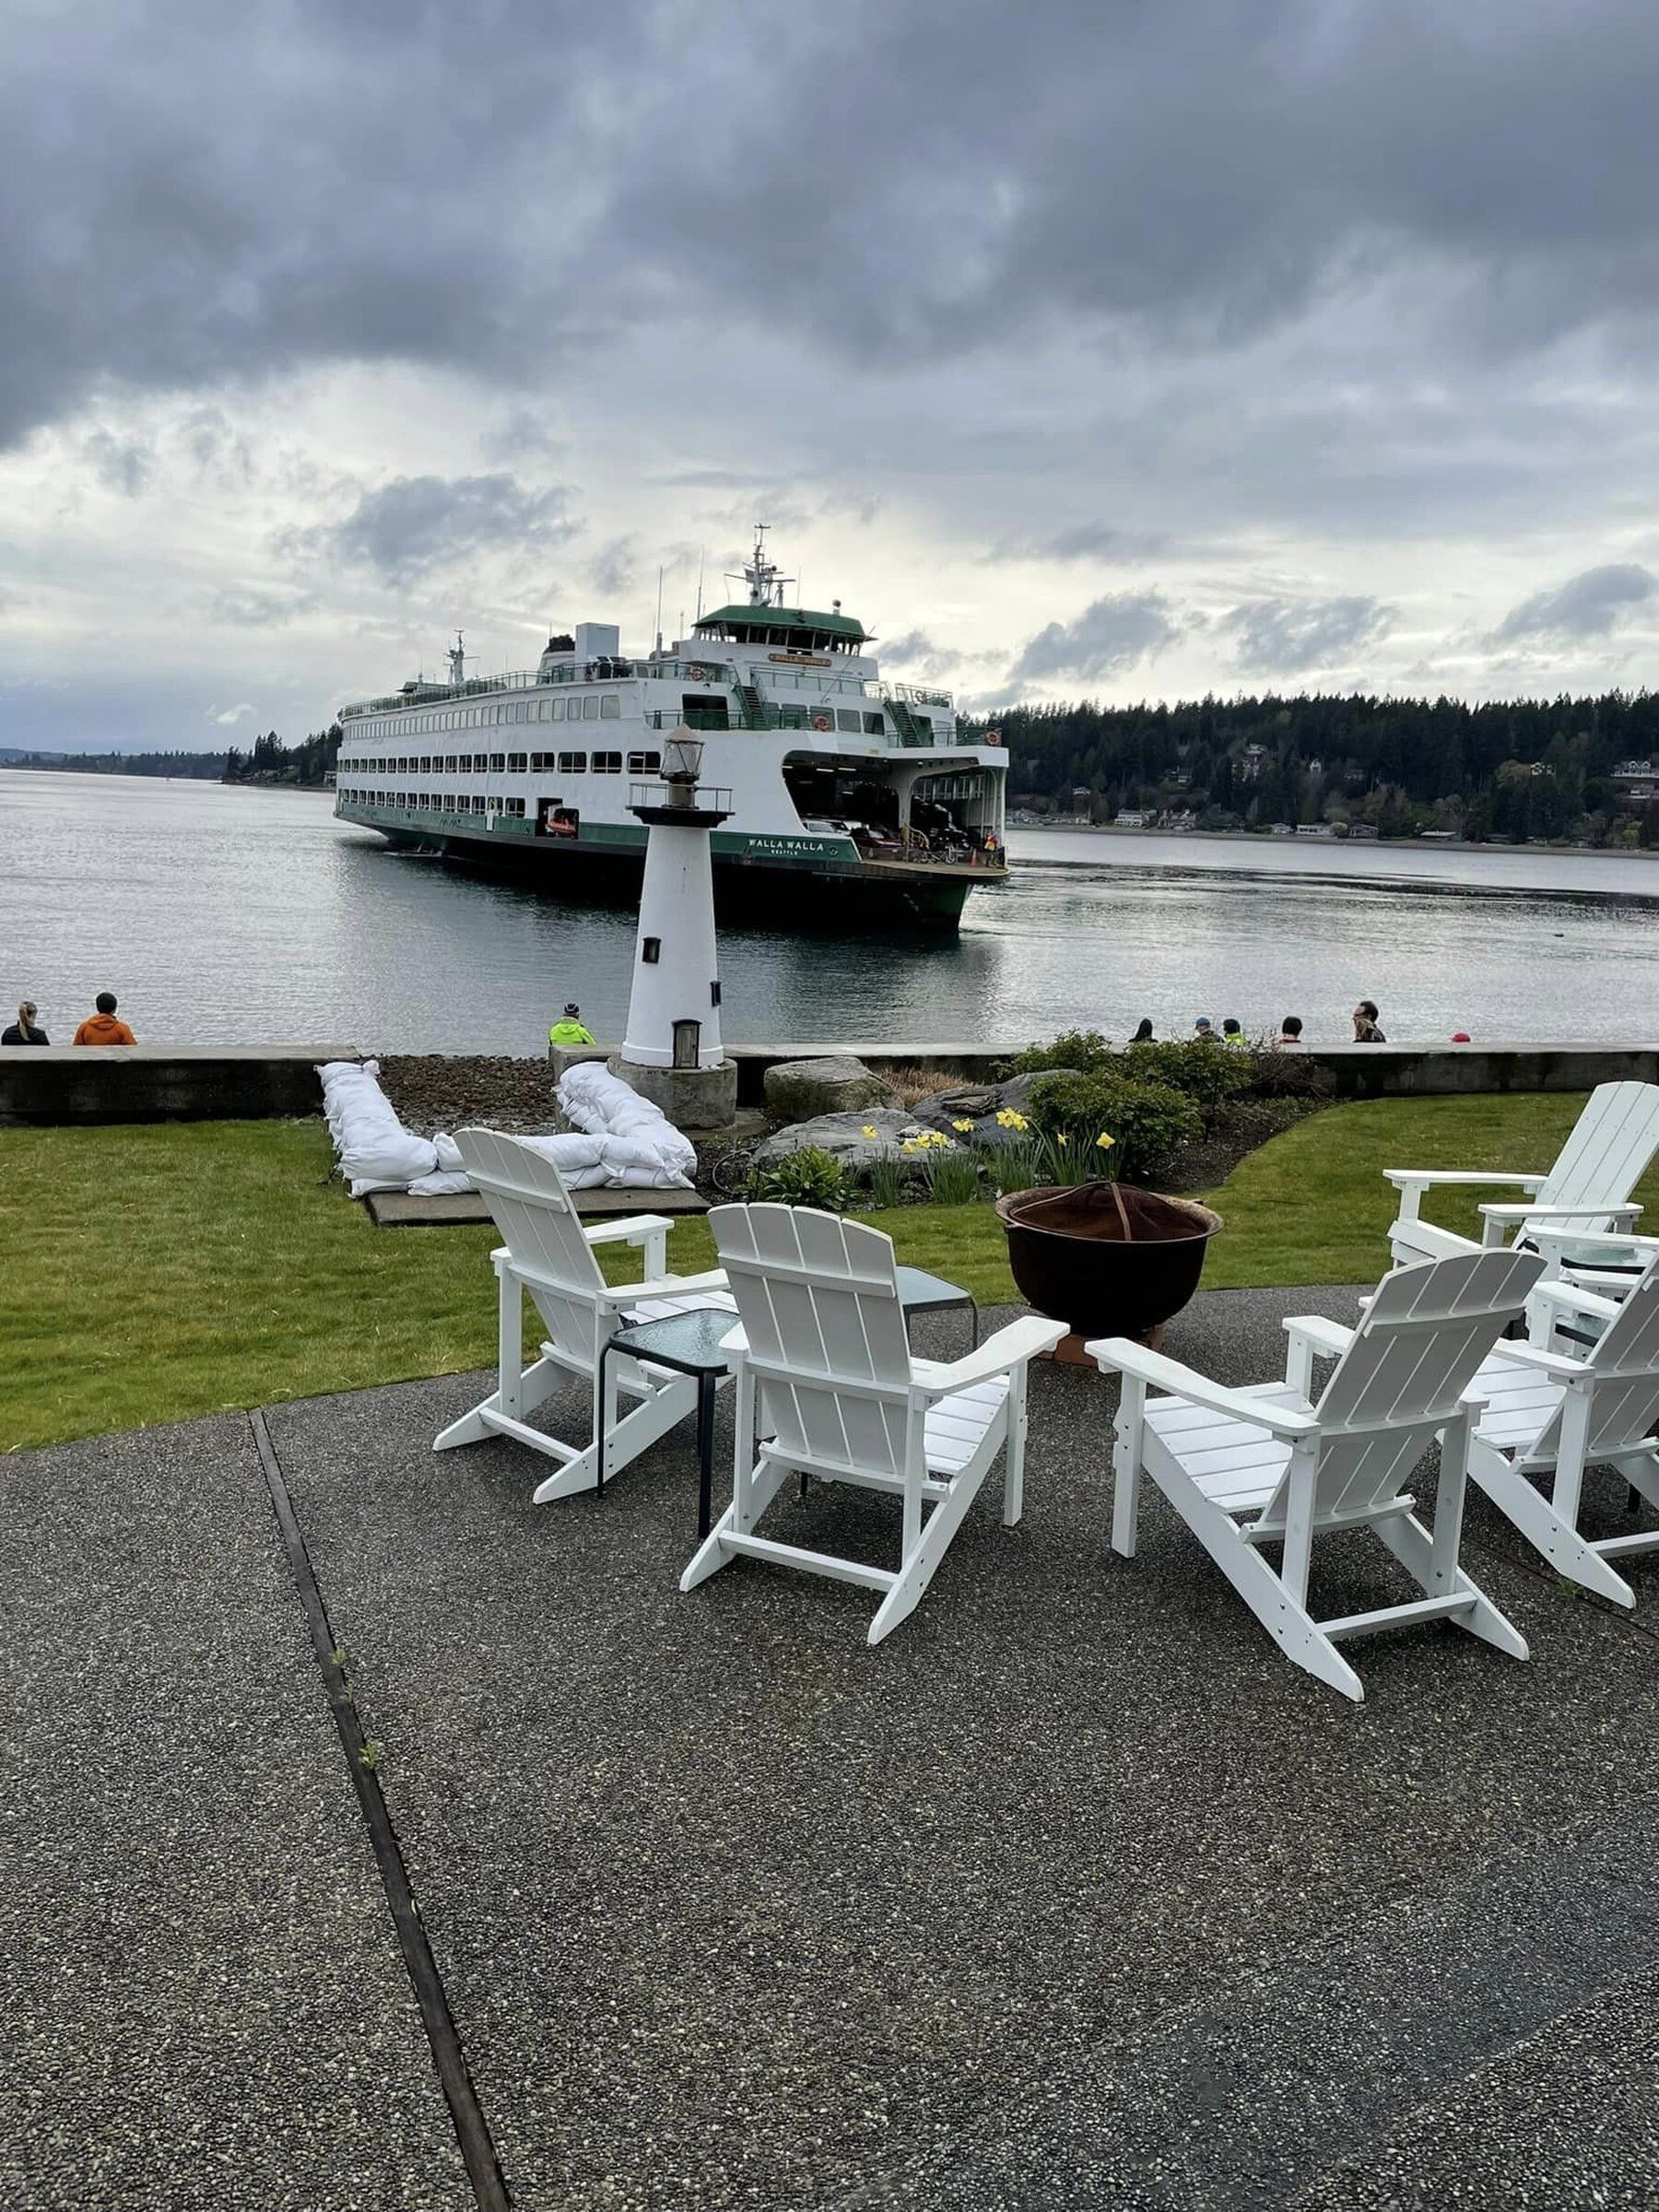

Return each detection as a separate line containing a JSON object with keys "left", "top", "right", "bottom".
{"left": 360, "top": 818, "right": 990, "bottom": 930}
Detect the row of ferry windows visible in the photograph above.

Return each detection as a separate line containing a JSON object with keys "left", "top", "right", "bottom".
{"left": 339, "top": 792, "right": 530, "bottom": 818}
{"left": 339, "top": 749, "right": 656, "bottom": 777}
{"left": 353, "top": 694, "right": 623, "bottom": 738}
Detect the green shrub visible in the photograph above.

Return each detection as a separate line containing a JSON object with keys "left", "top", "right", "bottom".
{"left": 1127, "top": 1039, "right": 1252, "bottom": 1112}
{"left": 747, "top": 1147, "right": 851, "bottom": 1213}
{"left": 1024, "top": 1071, "right": 1201, "bottom": 1182}
{"left": 1003, "top": 1028, "right": 1114, "bottom": 1077}
{"left": 863, "top": 1154, "right": 907, "bottom": 1210}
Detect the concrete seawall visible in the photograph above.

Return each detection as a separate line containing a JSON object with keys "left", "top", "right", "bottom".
{"left": 5, "top": 1039, "right": 1657, "bottom": 1127}
{"left": 0, "top": 1046, "right": 362, "bottom": 1127}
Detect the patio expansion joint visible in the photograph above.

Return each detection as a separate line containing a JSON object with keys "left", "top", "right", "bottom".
{"left": 248, "top": 1408, "right": 513, "bottom": 2212}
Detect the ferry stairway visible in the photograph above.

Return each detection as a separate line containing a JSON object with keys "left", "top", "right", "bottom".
{"left": 887, "top": 697, "right": 926, "bottom": 746}
{"left": 735, "top": 681, "right": 770, "bottom": 730}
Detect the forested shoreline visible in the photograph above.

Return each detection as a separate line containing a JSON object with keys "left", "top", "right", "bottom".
{"left": 967, "top": 690, "right": 1659, "bottom": 844}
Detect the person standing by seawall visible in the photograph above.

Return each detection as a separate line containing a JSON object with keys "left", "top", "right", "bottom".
{"left": 2, "top": 1000, "right": 49, "bottom": 1045}
{"left": 72, "top": 992, "right": 136, "bottom": 1045}
{"left": 548, "top": 1002, "right": 596, "bottom": 1048}
{"left": 1352, "top": 999, "right": 1386, "bottom": 1043}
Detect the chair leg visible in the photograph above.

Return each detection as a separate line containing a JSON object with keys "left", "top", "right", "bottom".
{"left": 1373, "top": 1506, "right": 1530, "bottom": 1656}
{"left": 1003, "top": 1369, "right": 1028, "bottom": 1528}
{"left": 1465, "top": 1440, "right": 1638, "bottom": 1608}
{"left": 680, "top": 1454, "right": 793, "bottom": 1591}
{"left": 1111, "top": 1375, "right": 1146, "bottom": 1558}
{"left": 531, "top": 1374, "right": 696, "bottom": 1502}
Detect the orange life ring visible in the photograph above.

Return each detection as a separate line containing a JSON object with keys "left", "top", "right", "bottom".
{"left": 812, "top": 712, "right": 832, "bottom": 732}
{"left": 984, "top": 728, "right": 1003, "bottom": 747}
{"left": 688, "top": 664, "right": 708, "bottom": 683}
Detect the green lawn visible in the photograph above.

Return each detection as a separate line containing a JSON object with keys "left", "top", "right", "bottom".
{"left": 5, "top": 1094, "right": 1647, "bottom": 1453}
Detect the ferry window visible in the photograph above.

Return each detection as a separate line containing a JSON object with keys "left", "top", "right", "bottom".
{"left": 507, "top": 797, "right": 525, "bottom": 818}
{"left": 577, "top": 694, "right": 594, "bottom": 721}
{"left": 592, "top": 749, "right": 621, "bottom": 773}
{"left": 836, "top": 709, "right": 861, "bottom": 733}
{"left": 530, "top": 751, "right": 549, "bottom": 771}
{"left": 489, "top": 752, "right": 506, "bottom": 772}
{"left": 781, "top": 705, "right": 808, "bottom": 730}
{"left": 508, "top": 751, "right": 527, "bottom": 772}
{"left": 444, "top": 755, "right": 457, "bottom": 773}
{"left": 600, "top": 693, "right": 620, "bottom": 720}
{"left": 863, "top": 711, "right": 884, "bottom": 735}
{"left": 558, "top": 750, "right": 586, "bottom": 773}
{"left": 627, "top": 750, "right": 661, "bottom": 773}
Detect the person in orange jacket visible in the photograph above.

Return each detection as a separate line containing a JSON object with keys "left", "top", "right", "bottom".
{"left": 72, "top": 991, "right": 137, "bottom": 1046}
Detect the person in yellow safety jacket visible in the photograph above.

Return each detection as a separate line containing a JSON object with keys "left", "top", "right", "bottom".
{"left": 548, "top": 1001, "right": 596, "bottom": 1047}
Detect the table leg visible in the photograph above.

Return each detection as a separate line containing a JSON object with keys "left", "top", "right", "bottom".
{"left": 969, "top": 1299, "right": 978, "bottom": 1355}
{"left": 595, "top": 1344, "right": 609, "bottom": 1500}
{"left": 696, "top": 1371, "right": 716, "bottom": 1539}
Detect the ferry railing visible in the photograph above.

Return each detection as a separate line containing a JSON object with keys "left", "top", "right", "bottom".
{"left": 885, "top": 681, "right": 955, "bottom": 709}
{"left": 341, "top": 656, "right": 738, "bottom": 718}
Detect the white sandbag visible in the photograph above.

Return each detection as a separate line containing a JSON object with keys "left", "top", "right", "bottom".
{"left": 406, "top": 1169, "right": 476, "bottom": 1197}
{"left": 555, "top": 1063, "right": 696, "bottom": 1184}
{"left": 316, "top": 1059, "right": 438, "bottom": 1189}
{"left": 432, "top": 1132, "right": 468, "bottom": 1173}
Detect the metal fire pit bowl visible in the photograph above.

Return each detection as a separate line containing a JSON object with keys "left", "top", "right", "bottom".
{"left": 994, "top": 1181, "right": 1223, "bottom": 1340}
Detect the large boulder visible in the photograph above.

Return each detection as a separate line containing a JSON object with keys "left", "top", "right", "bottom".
{"left": 752, "top": 1108, "right": 922, "bottom": 1173}
{"left": 764, "top": 1054, "right": 898, "bottom": 1123}
{"left": 912, "top": 1070, "right": 1049, "bottom": 1150}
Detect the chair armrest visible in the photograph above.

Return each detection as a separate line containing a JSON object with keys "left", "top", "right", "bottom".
{"left": 1531, "top": 1280, "right": 1623, "bottom": 1324}
{"left": 1281, "top": 1313, "right": 1355, "bottom": 1395}
{"left": 1282, "top": 1314, "right": 1355, "bottom": 1359}
{"left": 1088, "top": 1336, "right": 1319, "bottom": 1437}
{"left": 1481, "top": 1340, "right": 1587, "bottom": 1382}
{"left": 1384, "top": 1168, "right": 1546, "bottom": 1192}
{"left": 583, "top": 1214, "right": 674, "bottom": 1246}
{"left": 916, "top": 1315, "right": 1067, "bottom": 1396}
{"left": 597, "top": 1266, "right": 729, "bottom": 1307}
{"left": 1480, "top": 1201, "right": 1641, "bottom": 1226}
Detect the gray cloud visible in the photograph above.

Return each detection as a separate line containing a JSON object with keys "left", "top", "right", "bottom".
{"left": 1009, "top": 591, "right": 1181, "bottom": 683}
{"left": 583, "top": 536, "right": 637, "bottom": 597}
{"left": 5, "top": 4, "right": 1659, "bottom": 449}
{"left": 1222, "top": 594, "right": 1394, "bottom": 672}
{"left": 1493, "top": 563, "right": 1656, "bottom": 644}
{"left": 985, "top": 523, "right": 1169, "bottom": 564}
{"left": 82, "top": 429, "right": 154, "bottom": 496}
{"left": 300, "top": 474, "right": 576, "bottom": 582}
{"left": 204, "top": 585, "right": 316, "bottom": 628}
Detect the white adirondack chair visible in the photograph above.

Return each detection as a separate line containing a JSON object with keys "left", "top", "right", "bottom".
{"left": 433, "top": 1127, "right": 732, "bottom": 1502}
{"left": 1093, "top": 1248, "right": 1544, "bottom": 1702}
{"left": 1385, "top": 1081, "right": 1659, "bottom": 1269}
{"left": 679, "top": 1204, "right": 1065, "bottom": 1643}
{"left": 1455, "top": 1257, "right": 1659, "bottom": 1608}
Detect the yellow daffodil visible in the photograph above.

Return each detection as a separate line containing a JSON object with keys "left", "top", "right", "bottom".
{"left": 861, "top": 1124, "right": 878, "bottom": 1139}
{"left": 1096, "top": 1132, "right": 1115, "bottom": 1150}
{"left": 952, "top": 1117, "right": 974, "bottom": 1133}
{"left": 1056, "top": 1132, "right": 1069, "bottom": 1147}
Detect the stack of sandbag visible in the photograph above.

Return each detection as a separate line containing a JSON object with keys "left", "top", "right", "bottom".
{"left": 553, "top": 1061, "right": 698, "bottom": 1187}
{"left": 315, "top": 1060, "right": 473, "bottom": 1199}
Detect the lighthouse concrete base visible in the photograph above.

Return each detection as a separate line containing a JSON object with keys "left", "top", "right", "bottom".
{"left": 609, "top": 1054, "right": 739, "bottom": 1132}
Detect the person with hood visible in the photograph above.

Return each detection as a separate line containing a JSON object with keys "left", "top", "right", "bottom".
{"left": 2, "top": 1000, "right": 49, "bottom": 1045}
{"left": 72, "top": 992, "right": 137, "bottom": 1046}
{"left": 547, "top": 1001, "right": 596, "bottom": 1047}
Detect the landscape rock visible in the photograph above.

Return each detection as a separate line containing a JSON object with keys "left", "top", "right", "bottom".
{"left": 763, "top": 1055, "right": 899, "bottom": 1123}
{"left": 752, "top": 1108, "right": 924, "bottom": 1173}
{"left": 912, "top": 1069, "right": 1049, "bottom": 1150}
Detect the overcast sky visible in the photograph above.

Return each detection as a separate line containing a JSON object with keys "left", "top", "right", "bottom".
{"left": 7, "top": 0, "right": 1659, "bottom": 751}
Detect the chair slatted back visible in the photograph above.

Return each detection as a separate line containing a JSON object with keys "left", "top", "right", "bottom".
{"left": 453, "top": 1127, "right": 607, "bottom": 1369}
{"left": 1533, "top": 1081, "right": 1659, "bottom": 1224}
{"left": 1534, "top": 1254, "right": 1659, "bottom": 1464}
{"left": 709, "top": 1204, "right": 913, "bottom": 1477}
{"left": 1263, "top": 1250, "right": 1543, "bottom": 1525}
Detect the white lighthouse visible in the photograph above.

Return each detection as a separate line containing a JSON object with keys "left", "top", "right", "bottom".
{"left": 616, "top": 729, "right": 739, "bottom": 1128}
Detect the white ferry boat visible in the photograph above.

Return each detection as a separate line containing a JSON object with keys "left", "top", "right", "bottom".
{"left": 333, "top": 532, "right": 1007, "bottom": 929}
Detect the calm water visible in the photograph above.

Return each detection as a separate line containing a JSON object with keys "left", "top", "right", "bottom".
{"left": 1, "top": 773, "right": 1651, "bottom": 1053}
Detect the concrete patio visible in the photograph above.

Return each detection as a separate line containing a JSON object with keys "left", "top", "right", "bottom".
{"left": 6, "top": 1286, "right": 1659, "bottom": 2210}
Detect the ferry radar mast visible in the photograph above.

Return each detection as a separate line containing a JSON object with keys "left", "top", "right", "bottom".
{"left": 447, "top": 630, "right": 466, "bottom": 688}
{"left": 733, "top": 524, "right": 793, "bottom": 608}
